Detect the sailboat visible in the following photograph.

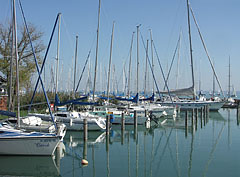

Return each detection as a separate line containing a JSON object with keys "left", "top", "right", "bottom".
{"left": 0, "top": 0, "right": 62, "bottom": 156}
{"left": 158, "top": 0, "right": 224, "bottom": 111}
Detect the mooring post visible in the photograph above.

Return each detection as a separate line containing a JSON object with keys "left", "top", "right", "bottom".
{"left": 144, "top": 109, "right": 148, "bottom": 117}
{"left": 206, "top": 105, "right": 209, "bottom": 123}
{"left": 83, "top": 118, "right": 88, "bottom": 160}
{"left": 200, "top": 106, "right": 203, "bottom": 128}
{"left": 134, "top": 110, "right": 137, "bottom": 141}
{"left": 195, "top": 108, "right": 198, "bottom": 131}
{"left": 134, "top": 110, "right": 137, "bottom": 128}
{"left": 121, "top": 112, "right": 125, "bottom": 131}
{"left": 204, "top": 105, "right": 206, "bottom": 126}
{"left": 185, "top": 110, "right": 188, "bottom": 137}
{"left": 237, "top": 102, "right": 240, "bottom": 126}
{"left": 192, "top": 109, "right": 194, "bottom": 127}
{"left": 84, "top": 119, "right": 88, "bottom": 141}
{"left": 121, "top": 112, "right": 125, "bottom": 145}
{"left": 106, "top": 114, "right": 110, "bottom": 134}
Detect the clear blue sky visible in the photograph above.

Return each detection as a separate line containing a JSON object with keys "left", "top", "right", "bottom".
{"left": 1, "top": 0, "right": 240, "bottom": 94}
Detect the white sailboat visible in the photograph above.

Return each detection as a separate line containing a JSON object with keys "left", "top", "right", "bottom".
{"left": 30, "top": 111, "right": 106, "bottom": 131}
{"left": 0, "top": 0, "right": 62, "bottom": 156}
{"left": 159, "top": 0, "right": 224, "bottom": 111}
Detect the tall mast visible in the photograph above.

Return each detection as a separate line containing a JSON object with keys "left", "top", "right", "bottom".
{"left": 9, "top": 0, "right": 14, "bottom": 112}
{"left": 136, "top": 25, "right": 141, "bottom": 103}
{"left": 149, "top": 29, "right": 154, "bottom": 94}
{"left": 107, "top": 22, "right": 115, "bottom": 103}
{"left": 176, "top": 31, "right": 181, "bottom": 89}
{"left": 13, "top": 0, "right": 20, "bottom": 127}
{"left": 55, "top": 13, "right": 61, "bottom": 96}
{"left": 127, "top": 32, "right": 135, "bottom": 98}
{"left": 144, "top": 40, "right": 149, "bottom": 96}
{"left": 73, "top": 35, "right": 78, "bottom": 98}
{"left": 92, "top": 0, "right": 101, "bottom": 102}
{"left": 186, "top": 0, "right": 195, "bottom": 100}
{"left": 212, "top": 61, "right": 215, "bottom": 97}
{"left": 228, "top": 56, "right": 231, "bottom": 98}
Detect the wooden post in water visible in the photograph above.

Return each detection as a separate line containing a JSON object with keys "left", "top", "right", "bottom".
{"left": 191, "top": 109, "right": 194, "bottom": 133}
{"left": 106, "top": 115, "right": 110, "bottom": 151}
{"left": 144, "top": 109, "right": 148, "bottom": 117}
{"left": 191, "top": 109, "right": 194, "bottom": 127}
{"left": 121, "top": 112, "right": 125, "bottom": 131}
{"left": 200, "top": 106, "right": 203, "bottom": 128}
{"left": 121, "top": 112, "right": 125, "bottom": 145}
{"left": 237, "top": 102, "right": 240, "bottom": 126}
{"left": 134, "top": 110, "right": 137, "bottom": 141}
{"left": 84, "top": 119, "right": 88, "bottom": 141}
{"left": 106, "top": 115, "right": 110, "bottom": 134}
{"left": 185, "top": 111, "right": 188, "bottom": 137}
{"left": 204, "top": 105, "right": 206, "bottom": 126}
{"left": 83, "top": 119, "right": 88, "bottom": 160}
{"left": 206, "top": 105, "right": 209, "bottom": 123}
{"left": 195, "top": 108, "right": 198, "bottom": 131}
{"left": 134, "top": 110, "right": 137, "bottom": 128}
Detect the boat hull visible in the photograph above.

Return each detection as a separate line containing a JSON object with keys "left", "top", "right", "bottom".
{"left": 0, "top": 136, "right": 60, "bottom": 156}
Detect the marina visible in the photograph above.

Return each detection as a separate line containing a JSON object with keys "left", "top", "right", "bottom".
{"left": 0, "top": 109, "right": 239, "bottom": 176}
{"left": 1, "top": 0, "right": 240, "bottom": 176}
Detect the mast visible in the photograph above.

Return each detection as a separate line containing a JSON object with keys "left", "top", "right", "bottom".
{"left": 92, "top": 0, "right": 101, "bottom": 102}
{"left": 9, "top": 0, "right": 14, "bottom": 112}
{"left": 127, "top": 32, "right": 135, "bottom": 98}
{"left": 212, "top": 61, "right": 215, "bottom": 97}
{"left": 149, "top": 29, "right": 154, "bottom": 94}
{"left": 176, "top": 31, "right": 181, "bottom": 89}
{"left": 107, "top": 22, "right": 115, "bottom": 103}
{"left": 186, "top": 0, "right": 196, "bottom": 100}
{"left": 144, "top": 40, "right": 149, "bottom": 96}
{"left": 136, "top": 25, "right": 141, "bottom": 103}
{"left": 228, "top": 56, "right": 231, "bottom": 98}
{"left": 55, "top": 13, "right": 61, "bottom": 96}
{"left": 73, "top": 35, "right": 78, "bottom": 98}
{"left": 13, "top": 0, "right": 20, "bottom": 127}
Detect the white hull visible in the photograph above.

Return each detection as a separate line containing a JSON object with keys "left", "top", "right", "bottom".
{"left": 30, "top": 113, "right": 106, "bottom": 131}
{"left": 159, "top": 100, "right": 224, "bottom": 111}
{"left": 0, "top": 135, "right": 60, "bottom": 155}
{"left": 112, "top": 116, "right": 149, "bottom": 125}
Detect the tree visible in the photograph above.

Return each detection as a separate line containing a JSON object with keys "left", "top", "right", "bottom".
{"left": 0, "top": 22, "right": 45, "bottom": 111}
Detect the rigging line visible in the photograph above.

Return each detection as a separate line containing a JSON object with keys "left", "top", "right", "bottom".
{"left": 203, "top": 123, "right": 225, "bottom": 177}
{"left": 27, "top": 13, "right": 60, "bottom": 112}
{"left": 152, "top": 40, "right": 174, "bottom": 104}
{"left": 189, "top": 6, "right": 225, "bottom": 98}
{"left": 19, "top": 0, "right": 57, "bottom": 129}
{"left": 139, "top": 31, "right": 162, "bottom": 100}
{"left": 163, "top": 34, "right": 181, "bottom": 91}
{"left": 162, "top": 128, "right": 180, "bottom": 176}
{"left": 61, "top": 16, "right": 74, "bottom": 52}
{"left": 163, "top": 0, "right": 184, "bottom": 60}
{"left": 75, "top": 50, "right": 91, "bottom": 93}
{"left": 155, "top": 127, "right": 174, "bottom": 174}
{"left": 74, "top": 29, "right": 97, "bottom": 94}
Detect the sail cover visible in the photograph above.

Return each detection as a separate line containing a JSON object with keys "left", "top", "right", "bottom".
{"left": 160, "top": 86, "right": 195, "bottom": 97}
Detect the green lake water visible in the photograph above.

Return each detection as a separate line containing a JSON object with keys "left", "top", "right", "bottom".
{"left": 1, "top": 108, "right": 240, "bottom": 177}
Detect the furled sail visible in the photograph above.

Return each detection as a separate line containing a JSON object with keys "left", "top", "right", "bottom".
{"left": 160, "top": 86, "right": 195, "bottom": 97}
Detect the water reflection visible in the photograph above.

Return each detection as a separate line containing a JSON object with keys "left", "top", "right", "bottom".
{"left": 0, "top": 142, "right": 65, "bottom": 177}
{"left": 5, "top": 109, "right": 235, "bottom": 177}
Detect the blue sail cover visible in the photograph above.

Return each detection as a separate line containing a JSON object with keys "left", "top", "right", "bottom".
{"left": 72, "top": 101, "right": 98, "bottom": 106}
{"left": 98, "top": 96, "right": 113, "bottom": 100}
{"left": 55, "top": 94, "right": 88, "bottom": 106}
{"left": 139, "top": 93, "right": 154, "bottom": 102}
{"left": 115, "top": 93, "right": 139, "bottom": 103}
{"left": 0, "top": 110, "right": 16, "bottom": 117}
